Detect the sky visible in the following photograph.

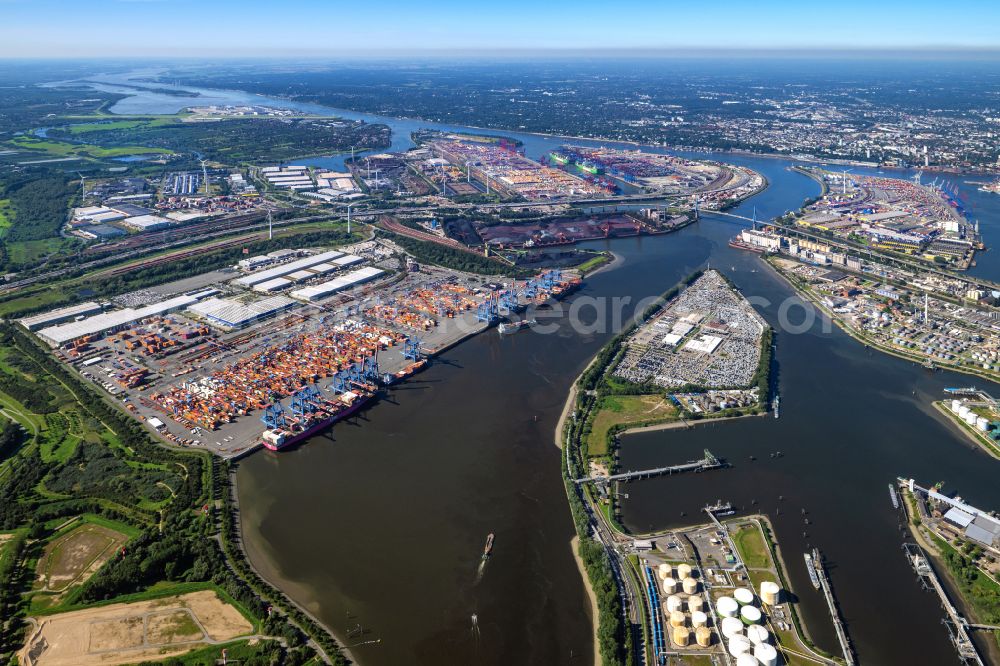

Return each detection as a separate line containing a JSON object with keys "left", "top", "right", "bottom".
{"left": 1, "top": 0, "right": 999, "bottom": 58}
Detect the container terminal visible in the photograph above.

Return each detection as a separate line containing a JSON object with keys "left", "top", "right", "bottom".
{"left": 20, "top": 239, "right": 582, "bottom": 458}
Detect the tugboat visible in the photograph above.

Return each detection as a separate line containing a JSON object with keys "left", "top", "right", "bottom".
{"left": 482, "top": 533, "right": 495, "bottom": 560}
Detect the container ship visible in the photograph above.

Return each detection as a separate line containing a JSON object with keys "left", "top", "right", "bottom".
{"left": 498, "top": 319, "right": 537, "bottom": 335}
{"left": 382, "top": 359, "right": 428, "bottom": 386}
{"left": 261, "top": 390, "right": 373, "bottom": 451}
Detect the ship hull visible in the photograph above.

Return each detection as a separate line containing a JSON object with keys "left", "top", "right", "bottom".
{"left": 262, "top": 394, "right": 373, "bottom": 451}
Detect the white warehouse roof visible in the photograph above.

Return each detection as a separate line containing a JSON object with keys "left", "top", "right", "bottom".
{"left": 253, "top": 278, "right": 292, "bottom": 292}
{"left": 19, "top": 301, "right": 103, "bottom": 331}
{"left": 290, "top": 267, "right": 384, "bottom": 302}
{"left": 188, "top": 295, "right": 296, "bottom": 328}
{"left": 233, "top": 250, "right": 345, "bottom": 287}
{"left": 37, "top": 294, "right": 204, "bottom": 347}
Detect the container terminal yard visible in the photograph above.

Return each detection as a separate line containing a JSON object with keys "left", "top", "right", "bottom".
{"left": 19, "top": 239, "right": 582, "bottom": 459}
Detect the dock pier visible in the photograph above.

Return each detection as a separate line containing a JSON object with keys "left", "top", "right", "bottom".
{"left": 575, "top": 449, "right": 724, "bottom": 485}
{"left": 812, "top": 549, "right": 856, "bottom": 666}
{"left": 903, "top": 543, "right": 986, "bottom": 665}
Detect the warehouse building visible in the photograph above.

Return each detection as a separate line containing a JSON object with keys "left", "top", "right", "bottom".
{"left": 187, "top": 295, "right": 297, "bottom": 329}
{"left": 290, "top": 267, "right": 384, "bottom": 302}
{"left": 37, "top": 294, "right": 206, "bottom": 347}
{"left": 19, "top": 302, "right": 104, "bottom": 331}
{"left": 233, "top": 250, "right": 345, "bottom": 287}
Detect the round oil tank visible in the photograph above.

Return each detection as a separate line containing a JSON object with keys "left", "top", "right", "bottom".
{"left": 673, "top": 625, "right": 690, "bottom": 647}
{"left": 964, "top": 412, "right": 978, "bottom": 425}
{"left": 696, "top": 625, "right": 713, "bottom": 647}
{"left": 736, "top": 654, "right": 759, "bottom": 666}
{"left": 717, "top": 596, "right": 739, "bottom": 618}
{"left": 688, "top": 594, "right": 704, "bottom": 613}
{"left": 951, "top": 399, "right": 961, "bottom": 412}
{"left": 747, "top": 624, "right": 770, "bottom": 645}
{"left": 658, "top": 562, "right": 672, "bottom": 580}
{"left": 728, "top": 634, "right": 752, "bottom": 657}
{"left": 666, "top": 594, "right": 684, "bottom": 613}
{"left": 691, "top": 610, "right": 708, "bottom": 628}
{"left": 741, "top": 605, "right": 762, "bottom": 625}
{"left": 734, "top": 587, "right": 755, "bottom": 605}
{"left": 754, "top": 642, "right": 778, "bottom": 666}
{"left": 958, "top": 405, "right": 971, "bottom": 418}
{"left": 721, "top": 616, "right": 744, "bottom": 639}
{"left": 977, "top": 417, "right": 990, "bottom": 431}
{"left": 677, "top": 563, "right": 693, "bottom": 580}
{"left": 759, "top": 581, "right": 781, "bottom": 606}
{"left": 669, "top": 611, "right": 686, "bottom": 628}
{"left": 661, "top": 577, "right": 678, "bottom": 595}
{"left": 682, "top": 577, "right": 699, "bottom": 594}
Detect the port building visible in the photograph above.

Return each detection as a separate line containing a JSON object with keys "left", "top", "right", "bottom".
{"left": 19, "top": 302, "right": 104, "bottom": 331}
{"left": 37, "top": 294, "right": 208, "bottom": 347}
{"left": 187, "top": 295, "right": 297, "bottom": 329}
{"left": 233, "top": 250, "right": 345, "bottom": 288}
{"left": 290, "top": 267, "right": 384, "bottom": 302}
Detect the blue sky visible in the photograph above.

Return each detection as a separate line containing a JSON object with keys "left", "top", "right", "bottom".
{"left": 1, "top": 0, "right": 998, "bottom": 57}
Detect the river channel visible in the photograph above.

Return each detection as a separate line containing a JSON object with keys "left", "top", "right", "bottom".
{"left": 73, "top": 71, "right": 1000, "bottom": 665}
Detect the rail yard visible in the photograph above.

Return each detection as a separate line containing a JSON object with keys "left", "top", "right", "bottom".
{"left": 19, "top": 239, "right": 582, "bottom": 458}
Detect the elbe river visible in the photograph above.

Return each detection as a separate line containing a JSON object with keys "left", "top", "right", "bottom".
{"left": 80, "top": 70, "right": 1000, "bottom": 664}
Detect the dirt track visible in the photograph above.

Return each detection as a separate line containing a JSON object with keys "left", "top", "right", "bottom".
{"left": 21, "top": 590, "right": 253, "bottom": 666}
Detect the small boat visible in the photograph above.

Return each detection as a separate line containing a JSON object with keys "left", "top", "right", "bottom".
{"left": 773, "top": 394, "right": 780, "bottom": 419}
{"left": 482, "top": 533, "right": 495, "bottom": 560}
{"left": 889, "top": 483, "right": 900, "bottom": 510}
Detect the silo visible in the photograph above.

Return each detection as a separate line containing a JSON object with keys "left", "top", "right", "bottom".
{"left": 741, "top": 605, "right": 762, "bottom": 625}
{"left": 669, "top": 611, "right": 686, "bottom": 628}
{"left": 666, "top": 594, "right": 684, "bottom": 613}
{"left": 717, "top": 596, "right": 739, "bottom": 618}
{"left": 721, "top": 616, "right": 744, "bottom": 639}
{"left": 688, "top": 595, "right": 704, "bottom": 613}
{"left": 695, "top": 626, "right": 713, "bottom": 647}
{"left": 661, "top": 577, "right": 677, "bottom": 595}
{"left": 754, "top": 642, "right": 778, "bottom": 666}
{"left": 759, "top": 581, "right": 781, "bottom": 606}
{"left": 728, "top": 634, "right": 752, "bottom": 657}
{"left": 673, "top": 626, "right": 690, "bottom": 647}
{"left": 691, "top": 610, "right": 708, "bottom": 628}
{"left": 747, "top": 624, "right": 770, "bottom": 645}
{"left": 677, "top": 563, "right": 693, "bottom": 580}
{"left": 736, "top": 654, "right": 759, "bottom": 666}
{"left": 734, "top": 587, "right": 755, "bottom": 606}
{"left": 658, "top": 562, "right": 672, "bottom": 580}
{"left": 683, "top": 577, "right": 699, "bottom": 594}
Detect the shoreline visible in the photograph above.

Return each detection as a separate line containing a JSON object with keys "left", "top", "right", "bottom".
{"left": 570, "top": 535, "right": 602, "bottom": 666}
{"left": 618, "top": 410, "right": 765, "bottom": 436}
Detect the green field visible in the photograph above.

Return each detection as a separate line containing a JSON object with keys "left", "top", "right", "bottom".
{"left": 65, "top": 117, "right": 175, "bottom": 134}
{"left": 733, "top": 524, "right": 770, "bottom": 569}
{"left": 0, "top": 199, "right": 12, "bottom": 232}
{"left": 587, "top": 393, "right": 677, "bottom": 456}
{"left": 9, "top": 135, "right": 172, "bottom": 158}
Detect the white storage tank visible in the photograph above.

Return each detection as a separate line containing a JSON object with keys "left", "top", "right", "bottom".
{"left": 661, "top": 577, "right": 678, "bottom": 595}
{"left": 951, "top": 399, "right": 961, "bottom": 412}
{"left": 691, "top": 610, "right": 708, "bottom": 628}
{"left": 721, "top": 616, "right": 745, "bottom": 639}
{"left": 958, "top": 405, "right": 971, "bottom": 418}
{"left": 658, "top": 563, "right": 672, "bottom": 580}
{"left": 695, "top": 625, "right": 713, "bottom": 647}
{"left": 964, "top": 411, "right": 978, "bottom": 426}
{"left": 734, "top": 587, "right": 755, "bottom": 605}
{"left": 728, "top": 634, "right": 752, "bottom": 657}
{"left": 736, "top": 654, "right": 759, "bottom": 666}
{"left": 754, "top": 642, "right": 779, "bottom": 666}
{"left": 977, "top": 416, "right": 990, "bottom": 431}
{"left": 666, "top": 595, "right": 684, "bottom": 613}
{"left": 747, "top": 624, "right": 770, "bottom": 645}
{"left": 759, "top": 581, "right": 781, "bottom": 606}
{"left": 682, "top": 577, "right": 699, "bottom": 594}
{"left": 677, "top": 563, "right": 693, "bottom": 580}
{"left": 688, "top": 595, "right": 704, "bottom": 613}
{"left": 741, "top": 605, "right": 762, "bottom": 625}
{"left": 717, "top": 596, "right": 739, "bottom": 618}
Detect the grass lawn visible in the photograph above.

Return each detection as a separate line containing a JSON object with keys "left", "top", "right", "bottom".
{"left": 65, "top": 118, "right": 175, "bottom": 134}
{"left": 587, "top": 393, "right": 677, "bottom": 456}
{"left": 576, "top": 253, "right": 610, "bottom": 274}
{"left": 0, "top": 198, "right": 13, "bottom": 232}
{"left": 733, "top": 524, "right": 771, "bottom": 569}
{"left": 9, "top": 135, "right": 172, "bottom": 158}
